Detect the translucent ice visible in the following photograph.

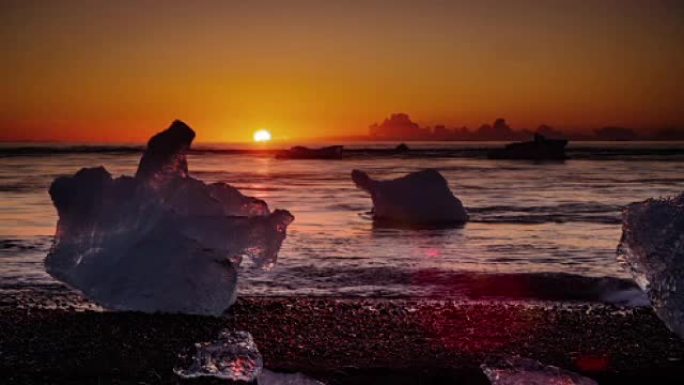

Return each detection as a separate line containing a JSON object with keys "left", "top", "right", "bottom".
{"left": 174, "top": 330, "right": 263, "bottom": 381}
{"left": 174, "top": 330, "right": 325, "bottom": 384}
{"left": 45, "top": 120, "right": 293, "bottom": 315}
{"left": 481, "top": 356, "right": 597, "bottom": 385}
{"left": 351, "top": 169, "right": 468, "bottom": 225}
{"left": 259, "top": 369, "right": 326, "bottom": 385}
{"left": 617, "top": 192, "right": 684, "bottom": 338}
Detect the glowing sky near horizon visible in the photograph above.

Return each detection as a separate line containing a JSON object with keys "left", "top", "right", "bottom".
{"left": 1, "top": 0, "right": 683, "bottom": 142}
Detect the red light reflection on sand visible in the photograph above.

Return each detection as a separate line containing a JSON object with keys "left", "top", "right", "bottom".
{"left": 410, "top": 270, "right": 542, "bottom": 354}
{"left": 575, "top": 354, "right": 611, "bottom": 372}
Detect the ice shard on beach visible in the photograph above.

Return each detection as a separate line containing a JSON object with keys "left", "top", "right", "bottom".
{"left": 617, "top": 192, "right": 684, "bottom": 338}
{"left": 351, "top": 169, "right": 468, "bottom": 225}
{"left": 481, "top": 356, "right": 598, "bottom": 385}
{"left": 45, "top": 120, "right": 293, "bottom": 315}
{"left": 174, "top": 330, "right": 263, "bottom": 381}
{"left": 258, "top": 369, "right": 326, "bottom": 385}
{"left": 174, "top": 329, "right": 325, "bottom": 384}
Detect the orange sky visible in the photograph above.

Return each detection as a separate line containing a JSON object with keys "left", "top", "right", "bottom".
{"left": 1, "top": 0, "right": 683, "bottom": 143}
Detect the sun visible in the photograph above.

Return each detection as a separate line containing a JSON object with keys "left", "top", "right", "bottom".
{"left": 253, "top": 129, "right": 272, "bottom": 142}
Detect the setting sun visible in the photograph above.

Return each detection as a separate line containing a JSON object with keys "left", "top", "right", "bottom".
{"left": 253, "top": 129, "right": 272, "bottom": 142}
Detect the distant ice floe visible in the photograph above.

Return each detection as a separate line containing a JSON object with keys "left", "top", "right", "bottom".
{"left": 45, "top": 120, "right": 293, "bottom": 315}
{"left": 351, "top": 169, "right": 468, "bottom": 226}
{"left": 617, "top": 192, "right": 684, "bottom": 338}
{"left": 481, "top": 356, "right": 597, "bottom": 385}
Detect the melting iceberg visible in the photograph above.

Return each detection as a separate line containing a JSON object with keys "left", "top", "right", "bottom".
{"left": 174, "top": 330, "right": 263, "bottom": 381}
{"left": 351, "top": 169, "right": 468, "bottom": 226}
{"left": 45, "top": 120, "right": 293, "bottom": 315}
{"left": 617, "top": 192, "right": 684, "bottom": 338}
{"left": 481, "top": 356, "right": 597, "bottom": 385}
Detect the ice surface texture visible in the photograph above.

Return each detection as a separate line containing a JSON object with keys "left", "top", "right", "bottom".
{"left": 351, "top": 169, "right": 468, "bottom": 226}
{"left": 45, "top": 120, "right": 294, "bottom": 315}
{"left": 174, "top": 329, "right": 324, "bottom": 384}
{"left": 174, "top": 330, "right": 263, "bottom": 381}
{"left": 617, "top": 192, "right": 684, "bottom": 338}
{"left": 481, "top": 356, "right": 597, "bottom": 385}
{"left": 258, "top": 369, "right": 326, "bottom": 385}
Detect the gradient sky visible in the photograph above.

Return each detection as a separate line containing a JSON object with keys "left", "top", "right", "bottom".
{"left": 1, "top": 0, "right": 683, "bottom": 142}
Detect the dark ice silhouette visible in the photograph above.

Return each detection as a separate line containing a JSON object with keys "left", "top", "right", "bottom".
{"left": 617, "top": 192, "right": 684, "bottom": 339}
{"left": 488, "top": 133, "right": 568, "bottom": 160}
{"left": 276, "top": 145, "right": 344, "bottom": 159}
{"left": 352, "top": 169, "right": 468, "bottom": 226}
{"left": 135, "top": 120, "right": 195, "bottom": 180}
{"left": 45, "top": 120, "right": 294, "bottom": 315}
{"left": 395, "top": 143, "right": 410, "bottom": 152}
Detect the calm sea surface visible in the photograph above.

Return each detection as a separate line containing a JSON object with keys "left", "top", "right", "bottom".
{"left": 1, "top": 141, "right": 683, "bottom": 304}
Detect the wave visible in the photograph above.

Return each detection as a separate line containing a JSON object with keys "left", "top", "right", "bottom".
{"left": 467, "top": 202, "right": 622, "bottom": 224}
{"left": 469, "top": 214, "right": 621, "bottom": 224}
{"left": 239, "top": 266, "right": 647, "bottom": 306}
{"left": 0, "top": 235, "right": 644, "bottom": 306}
{"left": 355, "top": 203, "right": 623, "bottom": 225}
{"left": 469, "top": 202, "right": 621, "bottom": 214}
{"left": 1, "top": 267, "right": 646, "bottom": 307}
{"left": 0, "top": 237, "right": 52, "bottom": 252}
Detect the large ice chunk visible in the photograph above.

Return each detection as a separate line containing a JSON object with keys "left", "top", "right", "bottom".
{"left": 174, "top": 330, "right": 263, "bottom": 381}
{"left": 45, "top": 120, "right": 293, "bottom": 315}
{"left": 351, "top": 169, "right": 468, "bottom": 226}
{"left": 481, "top": 356, "right": 597, "bottom": 385}
{"left": 617, "top": 192, "right": 684, "bottom": 338}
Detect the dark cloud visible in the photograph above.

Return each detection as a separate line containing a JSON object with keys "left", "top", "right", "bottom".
{"left": 369, "top": 113, "right": 428, "bottom": 139}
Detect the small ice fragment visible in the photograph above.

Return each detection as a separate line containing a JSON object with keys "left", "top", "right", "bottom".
{"left": 481, "top": 356, "right": 597, "bottom": 385}
{"left": 617, "top": 192, "right": 684, "bottom": 338}
{"left": 351, "top": 169, "right": 468, "bottom": 226}
{"left": 45, "top": 120, "right": 293, "bottom": 315}
{"left": 174, "top": 330, "right": 263, "bottom": 382}
{"left": 258, "top": 369, "right": 326, "bottom": 385}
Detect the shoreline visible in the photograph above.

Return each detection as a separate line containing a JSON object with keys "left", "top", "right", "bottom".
{"left": 3, "top": 291, "right": 684, "bottom": 384}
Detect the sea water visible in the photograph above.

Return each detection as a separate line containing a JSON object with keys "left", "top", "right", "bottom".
{"left": 1, "top": 141, "right": 683, "bottom": 304}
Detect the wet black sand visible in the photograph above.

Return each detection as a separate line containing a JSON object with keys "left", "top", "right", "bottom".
{"left": 2, "top": 287, "right": 684, "bottom": 384}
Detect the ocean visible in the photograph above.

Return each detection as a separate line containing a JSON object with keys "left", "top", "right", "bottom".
{"left": 2, "top": 141, "right": 684, "bottom": 305}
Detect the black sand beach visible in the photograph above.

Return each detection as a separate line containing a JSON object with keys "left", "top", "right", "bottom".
{"left": 2, "top": 287, "right": 684, "bottom": 384}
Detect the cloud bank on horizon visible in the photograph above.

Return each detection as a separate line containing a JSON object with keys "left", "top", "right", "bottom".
{"left": 369, "top": 113, "right": 684, "bottom": 141}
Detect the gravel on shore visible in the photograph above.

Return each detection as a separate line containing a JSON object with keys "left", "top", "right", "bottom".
{"left": 2, "top": 287, "right": 684, "bottom": 384}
